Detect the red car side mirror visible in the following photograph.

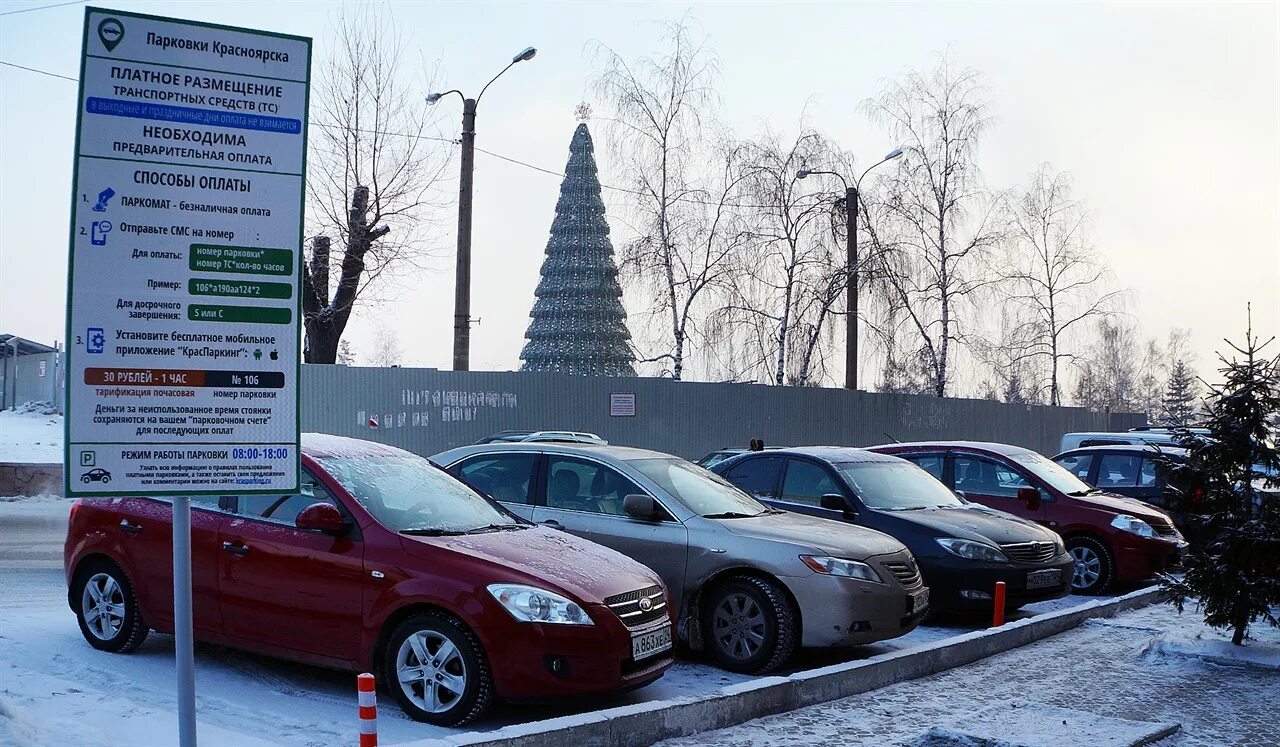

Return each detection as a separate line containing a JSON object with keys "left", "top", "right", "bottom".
{"left": 295, "top": 502, "right": 351, "bottom": 536}
{"left": 1017, "top": 487, "right": 1041, "bottom": 504}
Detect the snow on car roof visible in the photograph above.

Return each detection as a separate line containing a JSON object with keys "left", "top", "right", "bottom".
{"left": 301, "top": 432, "right": 417, "bottom": 459}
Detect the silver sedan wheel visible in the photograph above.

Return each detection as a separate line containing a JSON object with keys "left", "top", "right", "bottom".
{"left": 1071, "top": 546, "right": 1101, "bottom": 589}
{"left": 395, "top": 630, "right": 468, "bottom": 714}
{"left": 712, "top": 592, "right": 766, "bottom": 660}
{"left": 81, "top": 572, "right": 126, "bottom": 640}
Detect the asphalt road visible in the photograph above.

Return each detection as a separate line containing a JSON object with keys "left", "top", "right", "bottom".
{"left": 0, "top": 500, "right": 67, "bottom": 568}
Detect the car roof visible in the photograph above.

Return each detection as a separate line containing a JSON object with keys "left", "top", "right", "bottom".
{"left": 1056, "top": 444, "right": 1190, "bottom": 458}
{"left": 763, "top": 446, "right": 906, "bottom": 464}
{"left": 870, "top": 441, "right": 1037, "bottom": 456}
{"left": 452, "top": 441, "right": 675, "bottom": 462}
{"left": 300, "top": 432, "right": 417, "bottom": 459}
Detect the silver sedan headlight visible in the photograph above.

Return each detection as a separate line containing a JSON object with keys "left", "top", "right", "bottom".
{"left": 800, "top": 555, "right": 883, "bottom": 583}
{"left": 486, "top": 584, "right": 594, "bottom": 625}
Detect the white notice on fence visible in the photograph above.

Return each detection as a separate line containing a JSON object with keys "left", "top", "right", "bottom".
{"left": 65, "top": 8, "right": 310, "bottom": 496}
{"left": 609, "top": 392, "right": 637, "bottom": 417}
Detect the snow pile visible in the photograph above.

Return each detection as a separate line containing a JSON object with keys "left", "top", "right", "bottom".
{"left": 1142, "top": 618, "right": 1280, "bottom": 671}
{"left": 11, "top": 401, "right": 60, "bottom": 416}
{"left": 0, "top": 407, "right": 63, "bottom": 464}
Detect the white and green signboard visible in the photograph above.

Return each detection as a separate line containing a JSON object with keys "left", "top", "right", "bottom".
{"left": 65, "top": 8, "right": 310, "bottom": 496}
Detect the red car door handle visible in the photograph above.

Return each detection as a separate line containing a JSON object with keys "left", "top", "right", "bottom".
{"left": 221, "top": 541, "right": 250, "bottom": 556}
{"left": 119, "top": 519, "right": 142, "bottom": 535}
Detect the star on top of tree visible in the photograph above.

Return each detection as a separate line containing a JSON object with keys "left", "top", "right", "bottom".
{"left": 574, "top": 102, "right": 593, "bottom": 122}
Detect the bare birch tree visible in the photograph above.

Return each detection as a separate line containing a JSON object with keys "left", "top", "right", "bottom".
{"left": 863, "top": 58, "right": 1002, "bottom": 396}
{"left": 368, "top": 326, "right": 403, "bottom": 368}
{"left": 974, "top": 307, "right": 1047, "bottom": 404}
{"left": 1000, "top": 165, "right": 1123, "bottom": 404}
{"left": 593, "top": 20, "right": 741, "bottom": 380}
{"left": 1073, "top": 318, "right": 1141, "bottom": 411}
{"left": 715, "top": 129, "right": 840, "bottom": 385}
{"left": 303, "top": 7, "right": 449, "bottom": 363}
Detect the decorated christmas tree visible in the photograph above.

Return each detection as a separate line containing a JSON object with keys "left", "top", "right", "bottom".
{"left": 520, "top": 114, "right": 635, "bottom": 376}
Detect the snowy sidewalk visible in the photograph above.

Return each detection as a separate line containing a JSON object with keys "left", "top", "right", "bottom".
{"left": 659, "top": 603, "right": 1280, "bottom": 747}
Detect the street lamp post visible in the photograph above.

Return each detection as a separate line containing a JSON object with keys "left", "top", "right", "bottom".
{"left": 428, "top": 46, "right": 537, "bottom": 372}
{"left": 797, "top": 147, "right": 903, "bottom": 391}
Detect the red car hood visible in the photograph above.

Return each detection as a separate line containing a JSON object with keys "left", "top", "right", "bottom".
{"left": 399, "top": 526, "right": 662, "bottom": 604}
{"left": 1075, "top": 491, "right": 1173, "bottom": 524}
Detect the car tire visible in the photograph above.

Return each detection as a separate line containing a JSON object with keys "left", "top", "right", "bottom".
{"left": 82, "top": 475, "right": 91, "bottom": 483}
{"left": 1067, "top": 536, "right": 1114, "bottom": 595}
{"left": 73, "top": 560, "right": 149, "bottom": 653}
{"left": 701, "top": 575, "right": 798, "bottom": 674}
{"left": 383, "top": 612, "right": 493, "bottom": 726}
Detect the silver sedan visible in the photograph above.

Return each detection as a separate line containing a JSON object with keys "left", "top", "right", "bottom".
{"left": 432, "top": 443, "right": 929, "bottom": 674}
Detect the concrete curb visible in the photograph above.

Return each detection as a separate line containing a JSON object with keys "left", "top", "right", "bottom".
{"left": 0, "top": 462, "right": 63, "bottom": 497}
{"left": 407, "top": 586, "right": 1167, "bottom": 747}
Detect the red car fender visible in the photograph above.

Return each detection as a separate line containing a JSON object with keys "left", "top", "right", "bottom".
{"left": 64, "top": 516, "right": 133, "bottom": 609}
{"left": 359, "top": 574, "right": 499, "bottom": 672}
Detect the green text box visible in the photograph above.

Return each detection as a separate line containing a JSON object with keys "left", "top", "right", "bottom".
{"left": 189, "top": 278, "right": 293, "bottom": 299}
{"left": 189, "top": 244, "right": 293, "bottom": 276}
{"left": 188, "top": 304, "right": 292, "bottom": 324}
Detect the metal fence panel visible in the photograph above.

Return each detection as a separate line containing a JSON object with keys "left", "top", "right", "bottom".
{"left": 301, "top": 366, "right": 1144, "bottom": 460}
{"left": 2, "top": 353, "right": 62, "bottom": 410}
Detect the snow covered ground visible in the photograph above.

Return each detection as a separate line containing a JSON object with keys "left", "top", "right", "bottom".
{"left": 662, "top": 604, "right": 1280, "bottom": 747}
{"left": 0, "top": 496, "right": 1133, "bottom": 747}
{"left": 0, "top": 406, "right": 63, "bottom": 464}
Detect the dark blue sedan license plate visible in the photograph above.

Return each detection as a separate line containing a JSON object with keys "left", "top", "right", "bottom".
{"left": 1027, "top": 569, "right": 1062, "bottom": 589}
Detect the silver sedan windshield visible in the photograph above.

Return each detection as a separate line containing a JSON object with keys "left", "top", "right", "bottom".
{"left": 628, "top": 458, "right": 767, "bottom": 517}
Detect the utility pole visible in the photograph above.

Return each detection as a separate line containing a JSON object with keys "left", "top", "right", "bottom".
{"left": 796, "top": 147, "right": 903, "bottom": 391}
{"left": 453, "top": 98, "right": 477, "bottom": 371}
{"left": 845, "top": 185, "right": 858, "bottom": 392}
{"left": 429, "top": 47, "right": 537, "bottom": 373}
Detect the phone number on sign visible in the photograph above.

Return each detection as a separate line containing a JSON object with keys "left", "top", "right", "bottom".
{"left": 231, "top": 447, "right": 290, "bottom": 460}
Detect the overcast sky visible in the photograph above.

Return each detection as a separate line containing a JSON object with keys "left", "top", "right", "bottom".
{"left": 1, "top": 0, "right": 1276, "bottom": 387}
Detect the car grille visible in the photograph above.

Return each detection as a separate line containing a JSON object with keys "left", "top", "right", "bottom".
{"left": 1152, "top": 521, "right": 1178, "bottom": 537}
{"left": 880, "top": 560, "right": 922, "bottom": 589}
{"left": 1001, "top": 541, "right": 1058, "bottom": 564}
{"left": 604, "top": 585, "right": 668, "bottom": 628}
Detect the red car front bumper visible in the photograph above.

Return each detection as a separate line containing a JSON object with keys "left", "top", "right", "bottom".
{"left": 479, "top": 604, "right": 673, "bottom": 701}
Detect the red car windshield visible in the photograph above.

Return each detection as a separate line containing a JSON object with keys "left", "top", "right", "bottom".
{"left": 1008, "top": 451, "right": 1095, "bottom": 495}
{"left": 317, "top": 454, "right": 521, "bottom": 534}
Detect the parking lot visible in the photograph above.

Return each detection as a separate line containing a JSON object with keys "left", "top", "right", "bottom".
{"left": 0, "top": 497, "right": 1120, "bottom": 746}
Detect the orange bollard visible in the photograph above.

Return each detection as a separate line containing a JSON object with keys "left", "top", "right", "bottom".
{"left": 992, "top": 581, "right": 1006, "bottom": 627}
{"left": 358, "top": 672, "right": 378, "bottom": 747}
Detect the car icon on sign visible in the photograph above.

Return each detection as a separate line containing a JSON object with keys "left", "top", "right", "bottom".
{"left": 81, "top": 468, "right": 112, "bottom": 484}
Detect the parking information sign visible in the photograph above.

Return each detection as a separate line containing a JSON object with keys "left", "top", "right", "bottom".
{"left": 65, "top": 8, "right": 310, "bottom": 496}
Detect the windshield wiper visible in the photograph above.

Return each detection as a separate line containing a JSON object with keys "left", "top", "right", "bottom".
{"left": 400, "top": 527, "right": 467, "bottom": 536}
{"left": 465, "top": 523, "right": 528, "bottom": 534}
{"left": 701, "top": 511, "right": 763, "bottom": 519}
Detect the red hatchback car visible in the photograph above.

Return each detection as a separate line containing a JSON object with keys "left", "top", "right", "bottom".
{"left": 868, "top": 442, "right": 1186, "bottom": 595}
{"left": 64, "top": 434, "right": 674, "bottom": 726}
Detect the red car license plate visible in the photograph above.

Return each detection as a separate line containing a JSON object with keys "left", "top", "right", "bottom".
{"left": 632, "top": 624, "right": 673, "bottom": 661}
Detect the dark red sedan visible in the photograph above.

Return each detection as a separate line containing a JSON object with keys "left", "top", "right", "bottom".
{"left": 64, "top": 434, "right": 674, "bottom": 726}
{"left": 868, "top": 441, "right": 1186, "bottom": 595}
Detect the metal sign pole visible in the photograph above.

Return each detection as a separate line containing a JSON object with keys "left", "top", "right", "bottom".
{"left": 173, "top": 496, "right": 196, "bottom": 746}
